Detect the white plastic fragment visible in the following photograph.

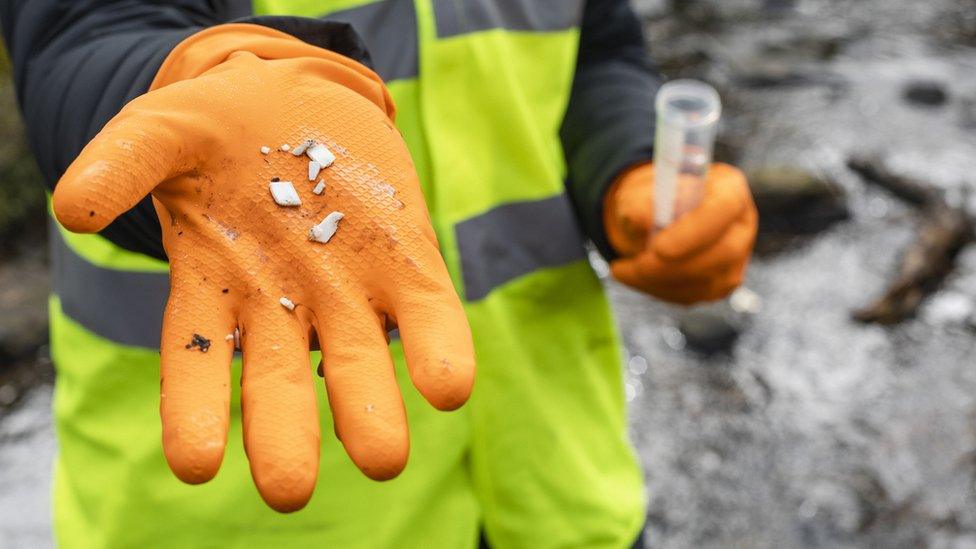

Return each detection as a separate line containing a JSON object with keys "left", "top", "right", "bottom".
{"left": 374, "top": 182, "right": 396, "bottom": 198}
{"left": 280, "top": 144, "right": 291, "bottom": 152}
{"left": 269, "top": 181, "right": 301, "bottom": 207}
{"left": 309, "top": 212, "right": 344, "bottom": 243}
{"left": 312, "top": 179, "right": 326, "bottom": 195}
{"left": 225, "top": 334, "right": 235, "bottom": 341}
{"left": 308, "top": 161, "right": 322, "bottom": 181}
{"left": 306, "top": 143, "right": 335, "bottom": 168}
{"left": 280, "top": 297, "right": 296, "bottom": 311}
{"left": 260, "top": 146, "right": 271, "bottom": 155}
{"left": 291, "top": 139, "right": 314, "bottom": 156}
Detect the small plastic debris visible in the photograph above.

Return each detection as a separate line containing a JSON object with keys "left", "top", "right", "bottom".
{"left": 233, "top": 328, "right": 241, "bottom": 349}
{"left": 225, "top": 334, "right": 235, "bottom": 341}
{"left": 185, "top": 333, "right": 212, "bottom": 353}
{"left": 309, "top": 212, "right": 344, "bottom": 243}
{"left": 307, "top": 143, "right": 335, "bottom": 168}
{"left": 309, "top": 161, "right": 322, "bottom": 181}
{"left": 291, "top": 139, "right": 314, "bottom": 156}
{"left": 312, "top": 179, "right": 326, "bottom": 195}
{"left": 260, "top": 146, "right": 271, "bottom": 155}
{"left": 375, "top": 182, "right": 396, "bottom": 198}
{"left": 280, "top": 297, "right": 296, "bottom": 311}
{"left": 269, "top": 181, "right": 302, "bottom": 207}
{"left": 280, "top": 144, "right": 291, "bottom": 152}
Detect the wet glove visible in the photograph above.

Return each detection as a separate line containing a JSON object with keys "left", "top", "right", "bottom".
{"left": 604, "top": 162, "right": 758, "bottom": 305}
{"left": 52, "top": 24, "right": 476, "bottom": 512}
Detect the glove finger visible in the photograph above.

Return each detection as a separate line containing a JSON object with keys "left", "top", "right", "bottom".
{"left": 635, "top": 197, "right": 758, "bottom": 282}
{"left": 240, "top": 302, "right": 320, "bottom": 513}
{"left": 610, "top": 252, "right": 713, "bottom": 287}
{"left": 52, "top": 103, "right": 188, "bottom": 233}
{"left": 316, "top": 297, "right": 408, "bottom": 481}
{"left": 392, "top": 250, "right": 475, "bottom": 411}
{"left": 670, "top": 213, "right": 759, "bottom": 276}
{"left": 652, "top": 164, "right": 751, "bottom": 261}
{"left": 159, "top": 273, "right": 237, "bottom": 485}
{"left": 645, "top": 278, "right": 730, "bottom": 305}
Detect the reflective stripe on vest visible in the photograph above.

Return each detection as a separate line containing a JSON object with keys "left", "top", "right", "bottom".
{"left": 431, "top": 0, "right": 582, "bottom": 37}
{"left": 51, "top": 219, "right": 168, "bottom": 349}
{"left": 324, "top": 0, "right": 419, "bottom": 81}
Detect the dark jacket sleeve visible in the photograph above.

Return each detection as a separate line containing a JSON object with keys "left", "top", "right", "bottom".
{"left": 560, "top": 0, "right": 662, "bottom": 260}
{"left": 0, "top": 1, "right": 373, "bottom": 261}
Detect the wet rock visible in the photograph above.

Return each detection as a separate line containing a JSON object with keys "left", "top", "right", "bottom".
{"left": 734, "top": 59, "right": 818, "bottom": 89}
{"left": 676, "top": 312, "right": 730, "bottom": 357}
{"left": 678, "top": 308, "right": 740, "bottom": 355}
{"left": 0, "top": 246, "right": 49, "bottom": 365}
{"left": 747, "top": 166, "right": 850, "bottom": 253}
{"left": 759, "top": 24, "right": 854, "bottom": 61}
{"left": 677, "top": 288, "right": 761, "bottom": 355}
{"left": 903, "top": 80, "right": 949, "bottom": 107}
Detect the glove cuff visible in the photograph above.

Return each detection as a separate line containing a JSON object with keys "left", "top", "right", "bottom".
{"left": 151, "top": 23, "right": 396, "bottom": 121}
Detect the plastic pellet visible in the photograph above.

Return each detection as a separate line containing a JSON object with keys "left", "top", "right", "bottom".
{"left": 309, "top": 212, "right": 344, "bottom": 243}
{"left": 269, "top": 181, "right": 301, "bottom": 207}
{"left": 291, "top": 139, "right": 314, "bottom": 156}
{"left": 280, "top": 297, "right": 296, "bottom": 311}
{"left": 308, "top": 161, "right": 322, "bottom": 181}
{"left": 307, "top": 143, "right": 335, "bottom": 168}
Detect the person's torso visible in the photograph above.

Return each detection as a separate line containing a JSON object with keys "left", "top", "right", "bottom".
{"left": 49, "top": 2, "right": 645, "bottom": 547}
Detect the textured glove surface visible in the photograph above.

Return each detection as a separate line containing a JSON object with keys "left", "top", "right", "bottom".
{"left": 52, "top": 26, "right": 475, "bottom": 512}
{"left": 604, "top": 162, "right": 758, "bottom": 305}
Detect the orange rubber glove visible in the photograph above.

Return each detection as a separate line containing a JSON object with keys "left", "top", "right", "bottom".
{"left": 604, "top": 162, "right": 758, "bottom": 305}
{"left": 52, "top": 25, "right": 475, "bottom": 512}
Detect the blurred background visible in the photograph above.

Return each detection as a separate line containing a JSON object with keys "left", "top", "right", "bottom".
{"left": 1, "top": 0, "right": 975, "bottom": 547}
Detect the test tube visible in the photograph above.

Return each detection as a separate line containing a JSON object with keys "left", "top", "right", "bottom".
{"left": 652, "top": 80, "right": 722, "bottom": 229}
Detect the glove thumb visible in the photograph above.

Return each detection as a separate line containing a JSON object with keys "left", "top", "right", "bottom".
{"left": 53, "top": 101, "right": 189, "bottom": 233}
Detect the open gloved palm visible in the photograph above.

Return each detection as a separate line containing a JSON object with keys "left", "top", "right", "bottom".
{"left": 52, "top": 26, "right": 475, "bottom": 512}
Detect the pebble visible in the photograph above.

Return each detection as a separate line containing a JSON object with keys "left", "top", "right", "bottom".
{"left": 903, "top": 79, "right": 949, "bottom": 107}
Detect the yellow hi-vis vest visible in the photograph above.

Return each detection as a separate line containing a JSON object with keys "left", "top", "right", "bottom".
{"left": 49, "top": 1, "right": 646, "bottom": 547}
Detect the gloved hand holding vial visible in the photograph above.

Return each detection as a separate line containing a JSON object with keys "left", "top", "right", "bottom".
{"left": 603, "top": 79, "right": 758, "bottom": 305}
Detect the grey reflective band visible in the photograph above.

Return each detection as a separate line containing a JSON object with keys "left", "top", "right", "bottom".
{"left": 323, "top": 0, "right": 418, "bottom": 82}
{"left": 50, "top": 219, "right": 169, "bottom": 350}
{"left": 431, "top": 0, "right": 583, "bottom": 38}
{"left": 316, "top": 0, "right": 583, "bottom": 80}
{"left": 455, "top": 193, "right": 588, "bottom": 302}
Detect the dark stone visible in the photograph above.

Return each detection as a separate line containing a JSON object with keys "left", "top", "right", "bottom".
{"left": 747, "top": 166, "right": 850, "bottom": 247}
{"left": 903, "top": 80, "right": 948, "bottom": 107}
{"left": 679, "top": 309, "right": 741, "bottom": 355}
